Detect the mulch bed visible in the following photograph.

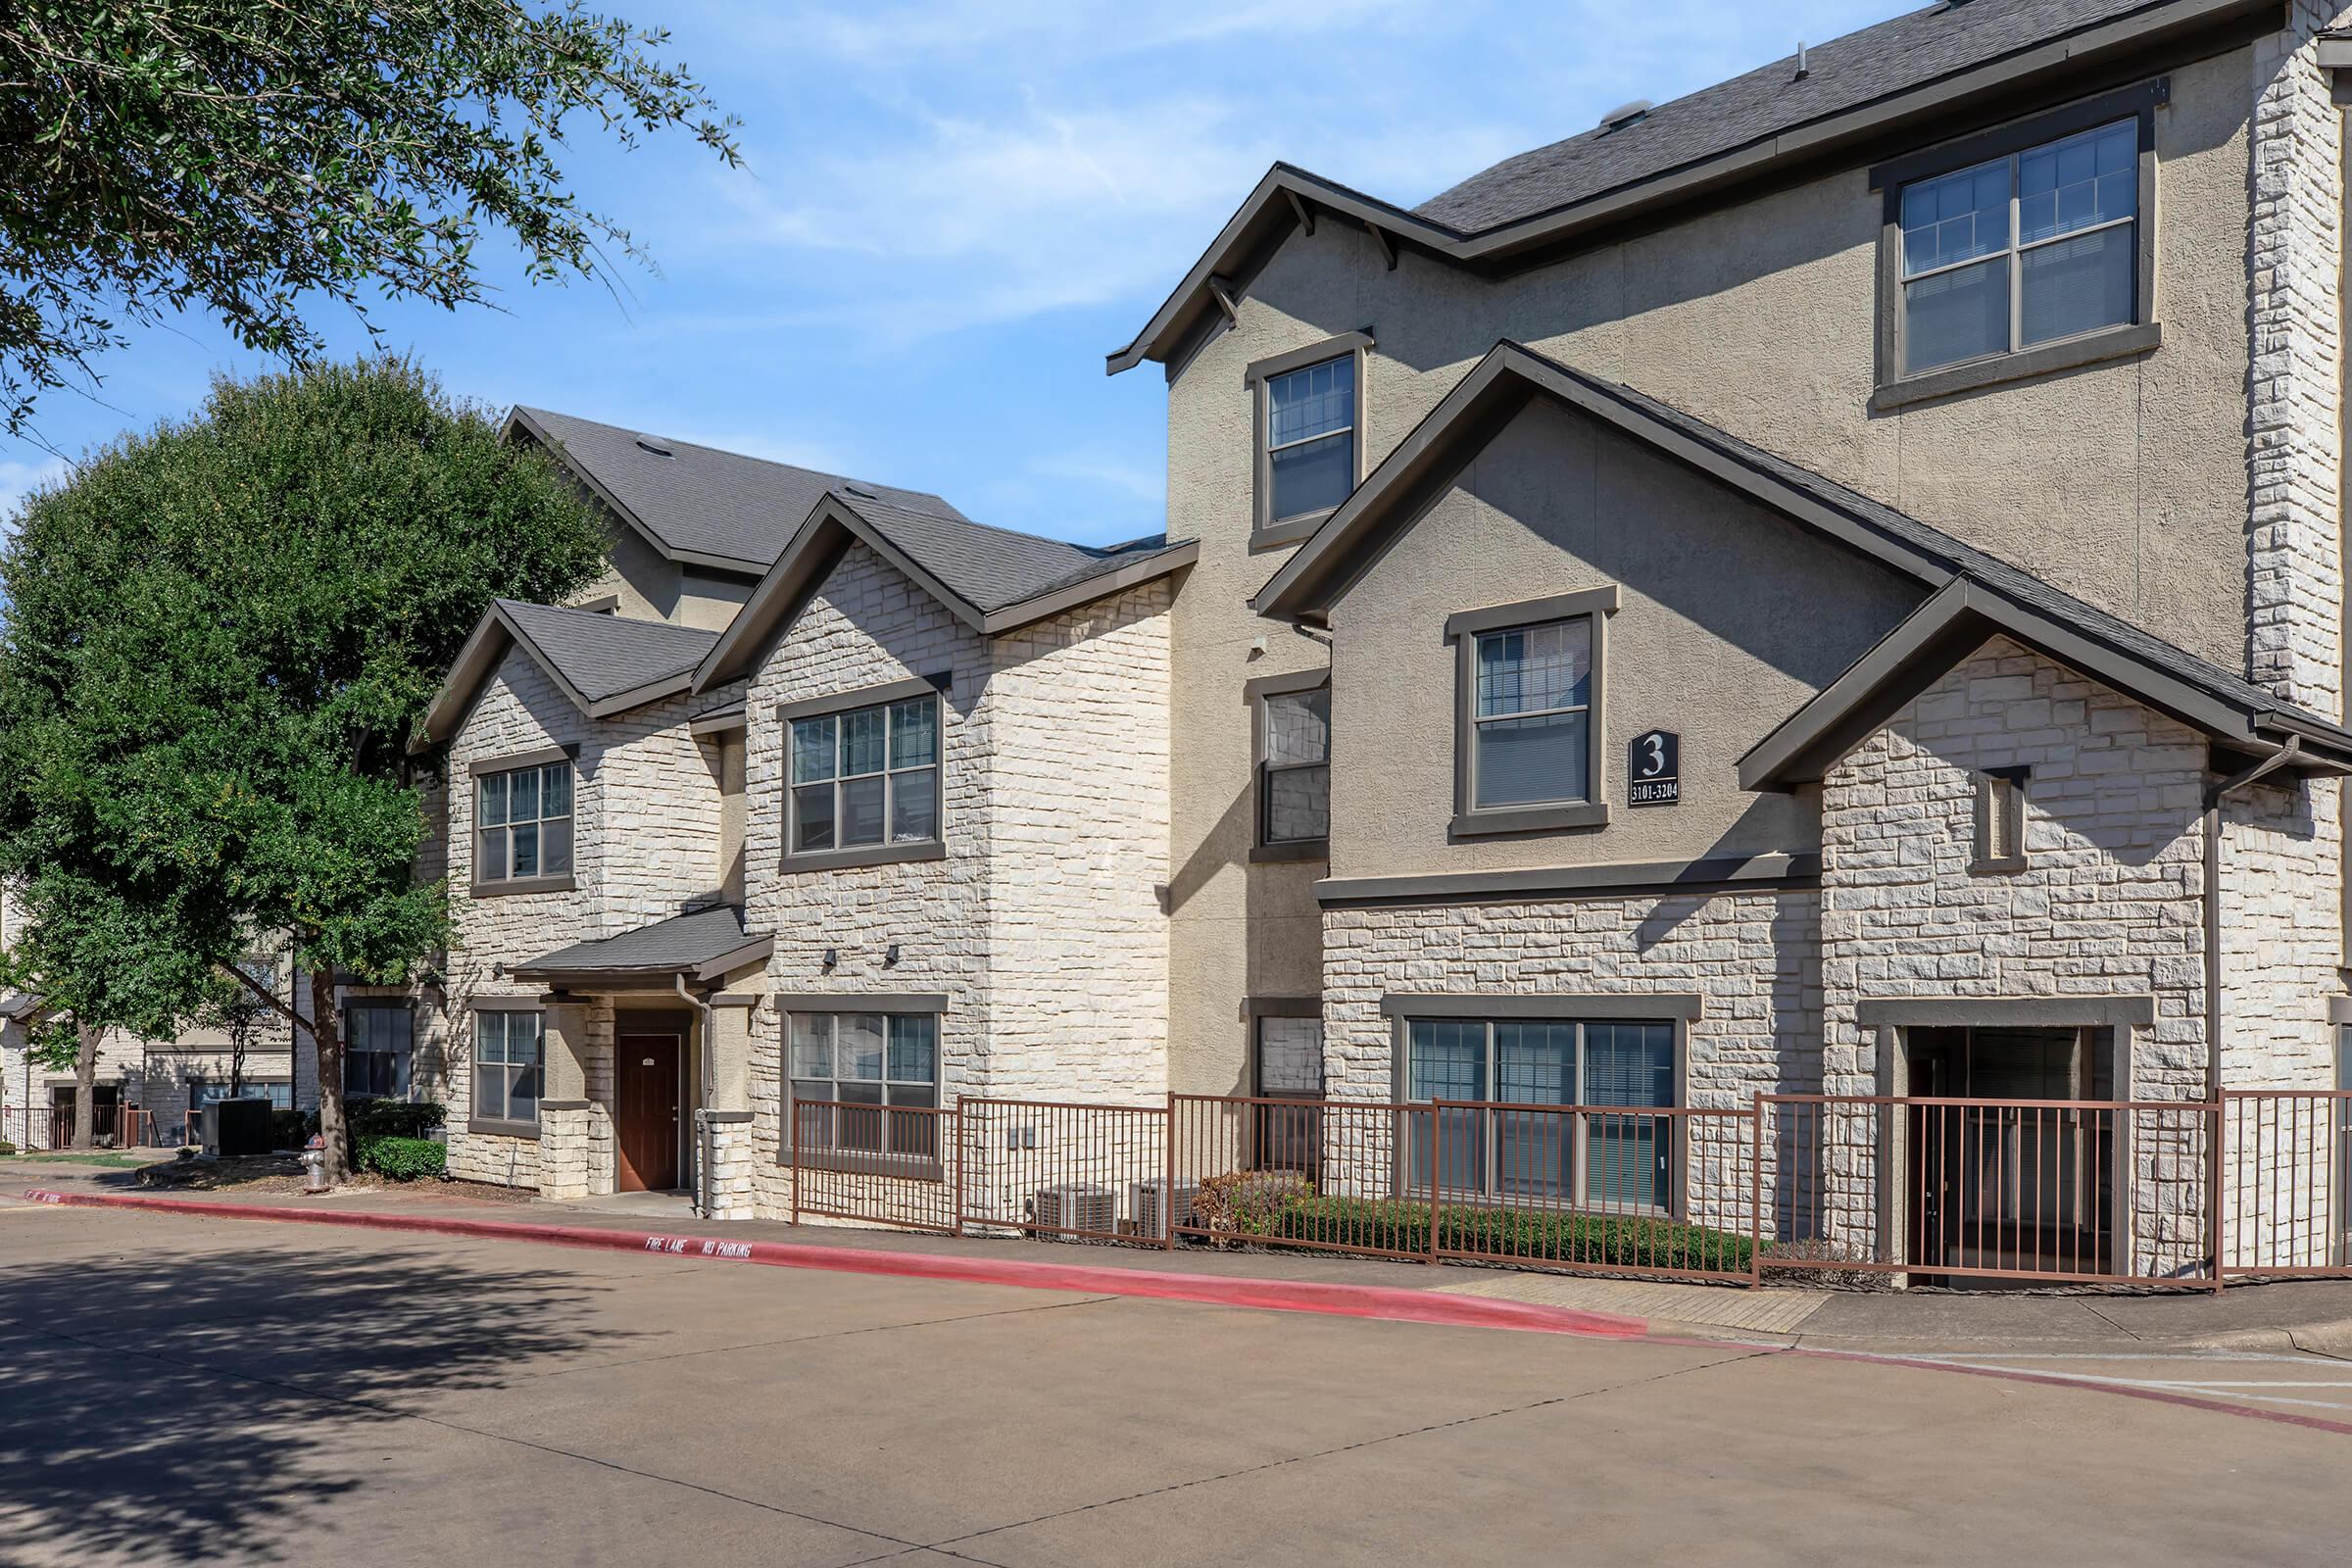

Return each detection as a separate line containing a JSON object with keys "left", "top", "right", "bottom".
{"left": 132, "top": 1153, "right": 536, "bottom": 1204}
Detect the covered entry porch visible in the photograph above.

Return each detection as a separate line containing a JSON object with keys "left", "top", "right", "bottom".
{"left": 509, "top": 906, "right": 770, "bottom": 1216}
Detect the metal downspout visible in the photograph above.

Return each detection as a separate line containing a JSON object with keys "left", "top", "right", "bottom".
{"left": 674, "top": 973, "right": 715, "bottom": 1219}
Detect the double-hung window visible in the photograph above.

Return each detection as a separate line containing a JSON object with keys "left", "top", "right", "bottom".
{"left": 477, "top": 760, "right": 573, "bottom": 886}
{"left": 473, "top": 1010, "right": 542, "bottom": 1130}
{"left": 1448, "top": 588, "right": 1615, "bottom": 836}
{"left": 789, "top": 690, "right": 941, "bottom": 860}
{"left": 1248, "top": 332, "right": 1370, "bottom": 543}
{"left": 1265, "top": 356, "right": 1355, "bottom": 525}
{"left": 1473, "top": 621, "right": 1591, "bottom": 808}
{"left": 343, "top": 1004, "right": 413, "bottom": 1100}
{"left": 788, "top": 1010, "right": 941, "bottom": 1165}
{"left": 1258, "top": 685, "right": 1330, "bottom": 851}
{"left": 1251, "top": 1011, "right": 1325, "bottom": 1176}
{"left": 1875, "top": 84, "right": 2161, "bottom": 402}
{"left": 1402, "top": 1016, "right": 1676, "bottom": 1211}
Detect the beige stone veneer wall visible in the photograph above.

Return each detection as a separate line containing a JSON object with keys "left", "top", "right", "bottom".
{"left": 440, "top": 646, "right": 730, "bottom": 1188}
{"left": 741, "top": 543, "right": 1174, "bottom": 1218}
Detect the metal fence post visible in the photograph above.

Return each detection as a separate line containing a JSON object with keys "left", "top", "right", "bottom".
{"left": 788, "top": 1102, "right": 802, "bottom": 1228}
{"left": 1749, "top": 1094, "right": 1767, "bottom": 1286}
{"left": 953, "top": 1094, "right": 969, "bottom": 1237}
{"left": 2209, "top": 1095, "right": 2227, "bottom": 1293}
{"left": 1426, "top": 1102, "right": 1443, "bottom": 1264}
{"left": 1162, "top": 1092, "right": 1177, "bottom": 1250}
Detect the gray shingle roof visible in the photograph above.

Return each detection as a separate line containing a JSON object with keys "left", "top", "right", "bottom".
{"left": 498, "top": 600, "right": 718, "bottom": 703}
{"left": 514, "top": 408, "right": 967, "bottom": 570}
{"left": 1416, "top": 0, "right": 2161, "bottom": 231}
{"left": 835, "top": 491, "right": 1186, "bottom": 614}
{"left": 515, "top": 905, "right": 760, "bottom": 976}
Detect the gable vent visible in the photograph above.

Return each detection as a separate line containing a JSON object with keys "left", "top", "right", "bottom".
{"left": 634, "top": 437, "right": 674, "bottom": 458}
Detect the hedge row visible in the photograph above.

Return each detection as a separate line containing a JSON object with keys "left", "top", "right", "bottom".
{"left": 356, "top": 1136, "right": 447, "bottom": 1182}
{"left": 1260, "top": 1195, "right": 1754, "bottom": 1272}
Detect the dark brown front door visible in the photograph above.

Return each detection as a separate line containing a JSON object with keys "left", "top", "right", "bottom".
{"left": 615, "top": 1035, "right": 681, "bottom": 1193}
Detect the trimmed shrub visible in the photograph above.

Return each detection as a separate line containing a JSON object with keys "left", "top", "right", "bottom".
{"left": 347, "top": 1100, "right": 446, "bottom": 1141}
{"left": 1192, "top": 1169, "right": 1313, "bottom": 1241}
{"left": 1269, "top": 1195, "right": 1755, "bottom": 1273}
{"left": 357, "top": 1136, "right": 446, "bottom": 1182}
{"left": 0, "top": 1140, "right": 16, "bottom": 1156}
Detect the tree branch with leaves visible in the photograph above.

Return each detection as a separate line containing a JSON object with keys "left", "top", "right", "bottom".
{"left": 0, "top": 0, "right": 740, "bottom": 436}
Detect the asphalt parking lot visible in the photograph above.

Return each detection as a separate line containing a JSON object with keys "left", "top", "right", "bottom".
{"left": 3, "top": 1202, "right": 2348, "bottom": 1566}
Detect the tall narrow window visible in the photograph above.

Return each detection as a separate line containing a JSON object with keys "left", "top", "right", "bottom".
{"left": 477, "top": 760, "right": 573, "bottom": 885}
{"left": 790, "top": 693, "right": 941, "bottom": 857}
{"left": 1472, "top": 619, "right": 1592, "bottom": 809}
{"left": 1899, "top": 119, "right": 2137, "bottom": 376}
{"left": 1264, "top": 356, "right": 1355, "bottom": 523}
{"left": 1259, "top": 687, "right": 1330, "bottom": 846}
{"left": 344, "top": 1004, "right": 413, "bottom": 1100}
{"left": 473, "top": 1011, "right": 542, "bottom": 1128}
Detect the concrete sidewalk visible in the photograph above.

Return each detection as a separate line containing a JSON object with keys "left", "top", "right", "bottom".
{"left": 10, "top": 1154, "right": 2351, "bottom": 1354}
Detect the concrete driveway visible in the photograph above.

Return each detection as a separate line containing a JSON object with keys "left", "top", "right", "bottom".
{"left": 2, "top": 1203, "right": 2346, "bottom": 1567}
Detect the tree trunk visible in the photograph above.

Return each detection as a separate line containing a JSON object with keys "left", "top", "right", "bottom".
{"left": 310, "top": 966, "right": 351, "bottom": 1185}
{"left": 71, "top": 1021, "right": 99, "bottom": 1150}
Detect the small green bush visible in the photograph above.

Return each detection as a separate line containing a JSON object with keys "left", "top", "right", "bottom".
{"left": 357, "top": 1136, "right": 447, "bottom": 1182}
{"left": 0, "top": 1140, "right": 17, "bottom": 1157}
{"left": 1271, "top": 1195, "right": 1754, "bottom": 1273}
{"left": 346, "top": 1100, "right": 446, "bottom": 1141}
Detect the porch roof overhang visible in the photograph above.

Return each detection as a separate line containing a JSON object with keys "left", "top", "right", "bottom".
{"left": 508, "top": 905, "right": 773, "bottom": 988}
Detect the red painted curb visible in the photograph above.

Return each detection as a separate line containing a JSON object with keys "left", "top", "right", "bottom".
{"left": 19, "top": 1189, "right": 1648, "bottom": 1341}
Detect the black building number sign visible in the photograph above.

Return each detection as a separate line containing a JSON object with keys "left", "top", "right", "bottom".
{"left": 1629, "top": 729, "right": 1680, "bottom": 807}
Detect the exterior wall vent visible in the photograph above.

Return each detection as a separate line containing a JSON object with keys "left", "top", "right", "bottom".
{"left": 1596, "top": 99, "right": 1652, "bottom": 133}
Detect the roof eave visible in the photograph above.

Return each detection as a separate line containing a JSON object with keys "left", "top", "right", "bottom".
{"left": 1739, "top": 579, "right": 2352, "bottom": 789}
{"left": 1111, "top": 0, "right": 2276, "bottom": 374}
{"left": 977, "top": 540, "right": 1200, "bottom": 633}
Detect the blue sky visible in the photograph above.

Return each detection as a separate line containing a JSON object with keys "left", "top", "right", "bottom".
{"left": 1, "top": 0, "right": 1903, "bottom": 546}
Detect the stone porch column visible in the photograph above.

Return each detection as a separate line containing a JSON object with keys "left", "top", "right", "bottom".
{"left": 700, "top": 994, "right": 760, "bottom": 1220}
{"left": 538, "top": 995, "right": 598, "bottom": 1200}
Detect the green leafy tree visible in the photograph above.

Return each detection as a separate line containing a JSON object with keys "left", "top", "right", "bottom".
{"left": 0, "top": 1, "right": 740, "bottom": 433}
{"left": 0, "top": 357, "right": 609, "bottom": 1178}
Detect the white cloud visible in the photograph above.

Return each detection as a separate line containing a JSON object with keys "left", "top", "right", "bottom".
{"left": 1028, "top": 448, "right": 1162, "bottom": 504}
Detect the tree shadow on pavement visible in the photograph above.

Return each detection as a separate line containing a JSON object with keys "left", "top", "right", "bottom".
{"left": 0, "top": 1241, "right": 625, "bottom": 1565}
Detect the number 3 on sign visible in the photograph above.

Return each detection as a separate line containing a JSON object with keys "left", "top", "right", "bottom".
{"left": 1628, "top": 730, "right": 1680, "bottom": 807}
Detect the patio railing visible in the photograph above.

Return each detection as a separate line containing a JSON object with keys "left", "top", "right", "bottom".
{"left": 770, "top": 1088, "right": 2352, "bottom": 1291}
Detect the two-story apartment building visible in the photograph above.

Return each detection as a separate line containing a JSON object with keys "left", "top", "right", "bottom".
{"left": 410, "top": 0, "right": 2352, "bottom": 1277}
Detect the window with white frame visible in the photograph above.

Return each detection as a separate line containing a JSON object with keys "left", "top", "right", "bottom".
{"left": 1259, "top": 686, "right": 1330, "bottom": 846}
{"left": 343, "top": 1004, "right": 413, "bottom": 1100}
{"left": 476, "top": 760, "right": 573, "bottom": 884}
{"left": 788, "top": 1011, "right": 940, "bottom": 1160}
{"left": 789, "top": 693, "right": 940, "bottom": 857}
{"left": 1402, "top": 1017, "right": 1675, "bottom": 1209}
{"left": 1897, "top": 118, "right": 2137, "bottom": 377}
{"left": 1471, "top": 619, "right": 1592, "bottom": 810}
{"left": 1264, "top": 355, "right": 1356, "bottom": 524}
{"left": 473, "top": 1011, "right": 542, "bottom": 1128}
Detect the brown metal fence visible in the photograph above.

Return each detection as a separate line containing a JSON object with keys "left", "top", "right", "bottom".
{"left": 788, "top": 1100, "right": 959, "bottom": 1233}
{"left": 771, "top": 1087, "right": 2352, "bottom": 1291}
{"left": 956, "top": 1099, "right": 1169, "bottom": 1243}
{"left": 1756, "top": 1095, "right": 2223, "bottom": 1289}
{"left": 2220, "top": 1091, "right": 2352, "bottom": 1280}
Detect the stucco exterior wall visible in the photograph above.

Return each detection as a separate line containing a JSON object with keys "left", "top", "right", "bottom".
{"left": 575, "top": 516, "right": 760, "bottom": 631}
{"left": 1168, "top": 45, "right": 2260, "bottom": 675}
{"left": 1324, "top": 397, "right": 1925, "bottom": 881}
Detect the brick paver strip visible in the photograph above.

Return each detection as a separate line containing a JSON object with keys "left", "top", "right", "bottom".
{"left": 20, "top": 1188, "right": 1648, "bottom": 1340}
